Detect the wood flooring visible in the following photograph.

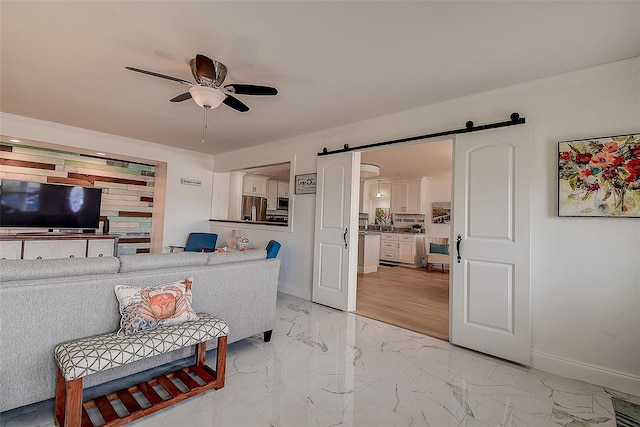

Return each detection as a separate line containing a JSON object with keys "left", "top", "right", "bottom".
{"left": 355, "top": 265, "right": 450, "bottom": 341}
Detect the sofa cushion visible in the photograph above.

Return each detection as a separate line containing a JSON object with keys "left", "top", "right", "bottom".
{"left": 55, "top": 313, "right": 228, "bottom": 381}
{"left": 207, "top": 249, "right": 267, "bottom": 265}
{"left": 0, "top": 257, "right": 120, "bottom": 282}
{"left": 118, "top": 252, "right": 208, "bottom": 273}
{"left": 114, "top": 277, "right": 199, "bottom": 335}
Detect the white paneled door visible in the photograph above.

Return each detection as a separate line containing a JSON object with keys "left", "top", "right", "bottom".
{"left": 312, "top": 151, "right": 361, "bottom": 311}
{"left": 451, "top": 125, "right": 532, "bottom": 365}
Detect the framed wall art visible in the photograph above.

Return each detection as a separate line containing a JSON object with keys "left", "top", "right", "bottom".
{"left": 295, "top": 173, "right": 317, "bottom": 194}
{"left": 432, "top": 202, "right": 451, "bottom": 224}
{"left": 558, "top": 133, "right": 640, "bottom": 217}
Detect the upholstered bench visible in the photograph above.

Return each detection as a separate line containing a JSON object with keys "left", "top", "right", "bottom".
{"left": 54, "top": 313, "right": 228, "bottom": 427}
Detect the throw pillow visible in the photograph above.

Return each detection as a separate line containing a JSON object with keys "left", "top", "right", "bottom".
{"left": 114, "top": 278, "right": 199, "bottom": 336}
{"left": 430, "top": 243, "right": 449, "bottom": 255}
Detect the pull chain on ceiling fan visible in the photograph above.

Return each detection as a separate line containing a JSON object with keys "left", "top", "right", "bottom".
{"left": 202, "top": 106, "right": 208, "bottom": 144}
{"left": 125, "top": 54, "right": 278, "bottom": 143}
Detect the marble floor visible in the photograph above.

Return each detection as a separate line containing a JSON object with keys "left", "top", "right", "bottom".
{"left": 2, "top": 292, "right": 637, "bottom": 427}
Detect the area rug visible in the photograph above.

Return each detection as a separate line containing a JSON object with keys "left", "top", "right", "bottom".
{"left": 613, "top": 398, "right": 640, "bottom": 427}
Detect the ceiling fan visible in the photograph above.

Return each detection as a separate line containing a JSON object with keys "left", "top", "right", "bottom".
{"left": 125, "top": 54, "right": 277, "bottom": 142}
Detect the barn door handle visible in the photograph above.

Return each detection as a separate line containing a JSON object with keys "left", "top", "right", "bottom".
{"left": 456, "top": 234, "right": 462, "bottom": 263}
{"left": 343, "top": 228, "right": 348, "bottom": 249}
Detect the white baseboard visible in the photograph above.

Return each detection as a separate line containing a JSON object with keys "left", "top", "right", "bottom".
{"left": 530, "top": 350, "right": 640, "bottom": 397}
{"left": 358, "top": 266, "right": 378, "bottom": 274}
{"left": 277, "top": 281, "right": 310, "bottom": 300}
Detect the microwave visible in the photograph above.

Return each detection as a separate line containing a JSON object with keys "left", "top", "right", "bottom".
{"left": 277, "top": 197, "right": 289, "bottom": 210}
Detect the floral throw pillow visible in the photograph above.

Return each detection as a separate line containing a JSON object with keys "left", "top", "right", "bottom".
{"left": 114, "top": 278, "right": 199, "bottom": 336}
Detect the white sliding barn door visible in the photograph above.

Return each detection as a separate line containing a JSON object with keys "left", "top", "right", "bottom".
{"left": 451, "top": 125, "right": 532, "bottom": 365}
{"left": 312, "top": 151, "right": 361, "bottom": 311}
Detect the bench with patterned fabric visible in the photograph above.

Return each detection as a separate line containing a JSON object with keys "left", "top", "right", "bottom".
{"left": 54, "top": 313, "right": 228, "bottom": 427}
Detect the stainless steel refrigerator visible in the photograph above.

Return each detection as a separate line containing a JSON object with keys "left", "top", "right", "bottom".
{"left": 242, "top": 196, "right": 267, "bottom": 221}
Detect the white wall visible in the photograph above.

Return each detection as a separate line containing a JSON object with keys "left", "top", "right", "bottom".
{"left": 210, "top": 57, "right": 640, "bottom": 395}
{"left": 0, "top": 113, "right": 215, "bottom": 251}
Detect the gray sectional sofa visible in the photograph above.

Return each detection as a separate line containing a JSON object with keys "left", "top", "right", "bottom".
{"left": 0, "top": 250, "right": 280, "bottom": 412}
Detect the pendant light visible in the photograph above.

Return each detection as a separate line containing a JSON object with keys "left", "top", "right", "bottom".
{"left": 375, "top": 180, "right": 382, "bottom": 198}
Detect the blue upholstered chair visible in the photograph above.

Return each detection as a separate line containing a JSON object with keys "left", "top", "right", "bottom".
{"left": 266, "top": 240, "right": 281, "bottom": 259}
{"left": 170, "top": 233, "right": 218, "bottom": 253}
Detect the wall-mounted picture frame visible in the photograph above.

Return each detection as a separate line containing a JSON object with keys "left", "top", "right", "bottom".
{"left": 558, "top": 133, "right": 640, "bottom": 217}
{"left": 295, "top": 173, "right": 317, "bottom": 194}
{"left": 432, "top": 202, "right": 451, "bottom": 224}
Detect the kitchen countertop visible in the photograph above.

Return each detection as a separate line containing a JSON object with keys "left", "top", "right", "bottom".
{"left": 362, "top": 228, "right": 424, "bottom": 234}
{"left": 210, "top": 219, "right": 288, "bottom": 227}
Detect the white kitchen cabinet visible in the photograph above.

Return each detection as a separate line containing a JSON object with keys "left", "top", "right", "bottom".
{"left": 87, "top": 239, "right": 117, "bottom": 257}
{"left": 242, "top": 175, "right": 268, "bottom": 196}
{"left": 380, "top": 233, "right": 399, "bottom": 262}
{"left": 379, "top": 233, "right": 417, "bottom": 265}
{"left": 390, "top": 180, "right": 421, "bottom": 213}
{"left": 358, "top": 232, "right": 380, "bottom": 274}
{"left": 0, "top": 241, "right": 22, "bottom": 259}
{"left": 398, "top": 234, "right": 416, "bottom": 264}
{"left": 277, "top": 181, "right": 290, "bottom": 198}
{"left": 266, "top": 180, "right": 278, "bottom": 210}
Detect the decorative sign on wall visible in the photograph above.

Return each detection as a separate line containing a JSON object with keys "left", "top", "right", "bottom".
{"left": 558, "top": 133, "right": 640, "bottom": 217}
{"left": 295, "top": 173, "right": 317, "bottom": 194}
{"left": 180, "top": 178, "right": 202, "bottom": 186}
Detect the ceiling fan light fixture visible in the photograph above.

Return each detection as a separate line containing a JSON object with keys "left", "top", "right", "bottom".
{"left": 189, "top": 86, "right": 225, "bottom": 109}
{"left": 360, "top": 163, "right": 380, "bottom": 178}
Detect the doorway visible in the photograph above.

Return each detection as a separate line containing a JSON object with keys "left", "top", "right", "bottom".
{"left": 356, "top": 266, "right": 449, "bottom": 340}
{"left": 355, "top": 139, "right": 453, "bottom": 341}
{"left": 313, "top": 124, "right": 532, "bottom": 365}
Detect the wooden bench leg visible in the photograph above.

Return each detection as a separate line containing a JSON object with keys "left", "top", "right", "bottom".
{"left": 55, "top": 367, "right": 83, "bottom": 427}
{"left": 65, "top": 379, "right": 83, "bottom": 427}
{"left": 216, "top": 336, "right": 227, "bottom": 388}
{"left": 55, "top": 367, "right": 66, "bottom": 427}
{"left": 195, "top": 335, "right": 227, "bottom": 389}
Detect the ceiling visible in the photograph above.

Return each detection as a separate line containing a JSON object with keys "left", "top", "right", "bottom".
{"left": 1, "top": 1, "right": 639, "bottom": 158}
{"left": 361, "top": 138, "right": 453, "bottom": 181}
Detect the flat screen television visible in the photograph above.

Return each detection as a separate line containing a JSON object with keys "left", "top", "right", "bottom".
{"left": 0, "top": 179, "right": 103, "bottom": 229}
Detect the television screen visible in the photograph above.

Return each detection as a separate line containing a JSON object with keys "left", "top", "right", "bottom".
{"left": 0, "top": 180, "right": 103, "bottom": 229}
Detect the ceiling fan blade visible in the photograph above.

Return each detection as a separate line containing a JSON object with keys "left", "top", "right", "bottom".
{"left": 223, "top": 95, "right": 249, "bottom": 112}
{"left": 169, "top": 92, "right": 192, "bottom": 102}
{"left": 224, "top": 84, "right": 278, "bottom": 96}
{"left": 125, "top": 67, "right": 191, "bottom": 86}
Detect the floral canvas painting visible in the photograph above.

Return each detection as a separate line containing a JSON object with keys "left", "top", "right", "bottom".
{"left": 375, "top": 208, "right": 391, "bottom": 225}
{"left": 558, "top": 134, "right": 640, "bottom": 217}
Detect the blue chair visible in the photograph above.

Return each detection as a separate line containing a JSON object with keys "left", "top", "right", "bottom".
{"left": 266, "top": 240, "right": 281, "bottom": 259}
{"left": 170, "top": 233, "right": 218, "bottom": 253}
